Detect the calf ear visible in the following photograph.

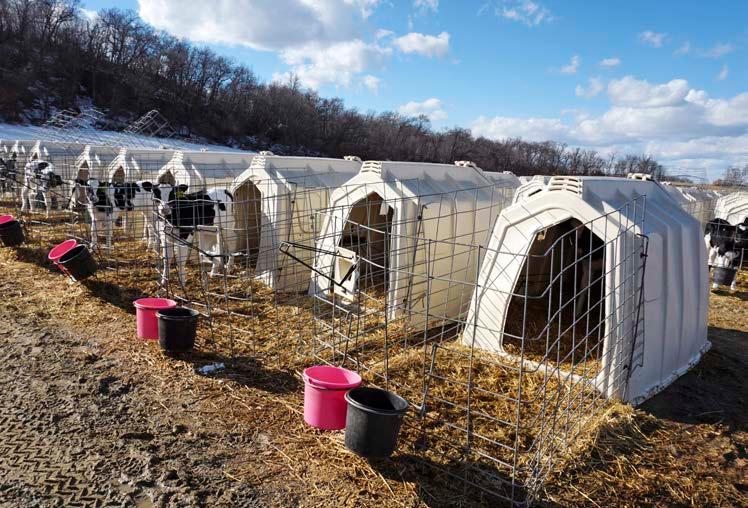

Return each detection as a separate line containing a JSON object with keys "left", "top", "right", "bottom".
{"left": 141, "top": 181, "right": 153, "bottom": 192}
{"left": 177, "top": 184, "right": 189, "bottom": 194}
{"left": 218, "top": 202, "right": 226, "bottom": 211}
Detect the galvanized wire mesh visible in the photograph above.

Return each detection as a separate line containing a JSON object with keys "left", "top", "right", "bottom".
{"left": 306, "top": 193, "right": 648, "bottom": 505}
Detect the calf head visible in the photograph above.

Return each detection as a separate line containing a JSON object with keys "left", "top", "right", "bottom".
{"left": 717, "top": 238, "right": 736, "bottom": 258}
{"left": 152, "top": 183, "right": 188, "bottom": 218}
{"left": 736, "top": 219, "right": 748, "bottom": 249}
{"left": 85, "top": 179, "right": 115, "bottom": 211}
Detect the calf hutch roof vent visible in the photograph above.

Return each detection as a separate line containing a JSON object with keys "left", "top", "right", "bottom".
{"left": 513, "top": 178, "right": 546, "bottom": 204}
{"left": 311, "top": 160, "right": 516, "bottom": 326}
{"left": 360, "top": 160, "right": 382, "bottom": 174}
{"left": 454, "top": 160, "right": 478, "bottom": 168}
{"left": 229, "top": 155, "right": 362, "bottom": 291}
{"left": 547, "top": 175, "right": 583, "bottom": 195}
{"left": 462, "top": 176, "right": 709, "bottom": 406}
{"left": 715, "top": 191, "right": 748, "bottom": 224}
{"left": 343, "top": 155, "right": 362, "bottom": 162}
{"left": 627, "top": 172, "right": 653, "bottom": 181}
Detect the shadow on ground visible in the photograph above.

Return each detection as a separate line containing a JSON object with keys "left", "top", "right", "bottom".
{"left": 639, "top": 326, "right": 747, "bottom": 430}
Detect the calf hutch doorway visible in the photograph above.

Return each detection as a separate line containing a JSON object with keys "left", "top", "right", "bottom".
{"left": 502, "top": 217, "right": 608, "bottom": 378}
{"left": 337, "top": 192, "right": 394, "bottom": 295}
{"left": 233, "top": 179, "right": 263, "bottom": 268}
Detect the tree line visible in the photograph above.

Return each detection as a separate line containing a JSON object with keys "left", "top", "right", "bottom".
{"left": 0, "top": 0, "right": 666, "bottom": 177}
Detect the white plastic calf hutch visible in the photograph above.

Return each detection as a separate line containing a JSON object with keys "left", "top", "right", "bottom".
{"left": 715, "top": 191, "right": 748, "bottom": 225}
{"left": 153, "top": 150, "right": 255, "bottom": 188}
{"left": 229, "top": 153, "right": 362, "bottom": 291}
{"left": 27, "top": 140, "right": 83, "bottom": 163}
{"left": 73, "top": 145, "right": 123, "bottom": 182}
{"left": 311, "top": 160, "right": 511, "bottom": 327}
{"left": 108, "top": 148, "right": 177, "bottom": 184}
{"left": 462, "top": 175, "right": 709, "bottom": 405}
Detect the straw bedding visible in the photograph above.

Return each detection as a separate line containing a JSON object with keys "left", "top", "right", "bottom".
{"left": 0, "top": 205, "right": 744, "bottom": 506}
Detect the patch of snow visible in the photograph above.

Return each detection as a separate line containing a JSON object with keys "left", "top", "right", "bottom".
{"left": 0, "top": 123, "right": 252, "bottom": 153}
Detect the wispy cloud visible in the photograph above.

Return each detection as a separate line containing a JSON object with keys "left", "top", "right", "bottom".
{"left": 600, "top": 57, "right": 621, "bottom": 68}
{"left": 497, "top": 1, "right": 553, "bottom": 27}
{"left": 560, "top": 55, "right": 580, "bottom": 74}
{"left": 699, "top": 42, "right": 733, "bottom": 59}
{"left": 575, "top": 77, "right": 604, "bottom": 98}
{"left": 674, "top": 41, "right": 691, "bottom": 56}
{"left": 638, "top": 30, "right": 668, "bottom": 48}
{"left": 717, "top": 64, "right": 729, "bottom": 81}
{"left": 414, "top": 0, "right": 439, "bottom": 13}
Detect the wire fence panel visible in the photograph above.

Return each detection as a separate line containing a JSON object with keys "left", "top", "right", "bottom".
{"left": 0, "top": 143, "right": 726, "bottom": 505}
{"left": 307, "top": 195, "right": 648, "bottom": 506}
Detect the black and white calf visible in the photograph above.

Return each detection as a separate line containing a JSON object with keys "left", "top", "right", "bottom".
{"left": 153, "top": 186, "right": 236, "bottom": 287}
{"left": 20, "top": 161, "right": 63, "bottom": 217}
{"left": 704, "top": 218, "right": 748, "bottom": 291}
{"left": 0, "top": 157, "right": 18, "bottom": 194}
{"left": 82, "top": 180, "right": 156, "bottom": 249}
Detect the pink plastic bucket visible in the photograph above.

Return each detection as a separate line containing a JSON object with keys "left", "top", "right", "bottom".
{"left": 0, "top": 215, "right": 13, "bottom": 226}
{"left": 133, "top": 298, "right": 177, "bottom": 340}
{"left": 303, "top": 365, "right": 362, "bottom": 430}
{"left": 48, "top": 239, "right": 78, "bottom": 273}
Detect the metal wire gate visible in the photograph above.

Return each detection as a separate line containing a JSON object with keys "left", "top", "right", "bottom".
{"left": 307, "top": 195, "right": 648, "bottom": 506}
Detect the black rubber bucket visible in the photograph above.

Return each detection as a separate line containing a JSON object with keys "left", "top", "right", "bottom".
{"left": 58, "top": 244, "right": 97, "bottom": 281}
{"left": 344, "top": 387, "right": 408, "bottom": 458}
{"left": 0, "top": 220, "right": 24, "bottom": 247}
{"left": 713, "top": 267, "right": 737, "bottom": 286}
{"left": 156, "top": 307, "right": 199, "bottom": 353}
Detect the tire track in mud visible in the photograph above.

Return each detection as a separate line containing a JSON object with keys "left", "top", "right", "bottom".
{"left": 0, "top": 314, "right": 258, "bottom": 507}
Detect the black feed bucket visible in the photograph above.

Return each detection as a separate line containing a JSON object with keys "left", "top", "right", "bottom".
{"left": 713, "top": 266, "right": 737, "bottom": 286}
{"left": 344, "top": 387, "right": 408, "bottom": 458}
{"left": 58, "top": 245, "right": 97, "bottom": 281}
{"left": 156, "top": 307, "right": 199, "bottom": 353}
{"left": 0, "top": 220, "right": 24, "bottom": 247}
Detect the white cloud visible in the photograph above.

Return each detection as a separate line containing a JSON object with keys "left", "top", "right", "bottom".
{"left": 138, "top": 0, "right": 453, "bottom": 90}
{"left": 560, "top": 55, "right": 580, "bottom": 74}
{"left": 600, "top": 57, "right": 621, "bottom": 68}
{"left": 398, "top": 98, "right": 448, "bottom": 121}
{"left": 375, "top": 28, "right": 394, "bottom": 40}
{"left": 280, "top": 40, "right": 391, "bottom": 89}
{"left": 607, "top": 76, "right": 691, "bottom": 108}
{"left": 718, "top": 64, "right": 729, "bottom": 81}
{"left": 361, "top": 74, "right": 382, "bottom": 93}
{"left": 699, "top": 42, "right": 733, "bottom": 59}
{"left": 674, "top": 41, "right": 691, "bottom": 56}
{"left": 498, "top": 0, "right": 552, "bottom": 27}
{"left": 575, "top": 77, "right": 604, "bottom": 98}
{"left": 472, "top": 116, "right": 569, "bottom": 142}
{"left": 638, "top": 30, "right": 667, "bottom": 48}
{"left": 471, "top": 76, "right": 748, "bottom": 176}
{"left": 80, "top": 8, "right": 98, "bottom": 21}
{"left": 138, "top": 0, "right": 378, "bottom": 51}
{"left": 393, "top": 32, "right": 450, "bottom": 58}
{"left": 414, "top": 0, "right": 438, "bottom": 13}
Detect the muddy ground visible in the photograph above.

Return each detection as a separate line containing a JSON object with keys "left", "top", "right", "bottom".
{"left": 0, "top": 247, "right": 745, "bottom": 507}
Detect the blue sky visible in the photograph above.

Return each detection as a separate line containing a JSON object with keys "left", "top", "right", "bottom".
{"left": 81, "top": 0, "right": 748, "bottom": 179}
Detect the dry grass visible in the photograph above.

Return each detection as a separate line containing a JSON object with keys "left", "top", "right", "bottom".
{"left": 0, "top": 205, "right": 744, "bottom": 506}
